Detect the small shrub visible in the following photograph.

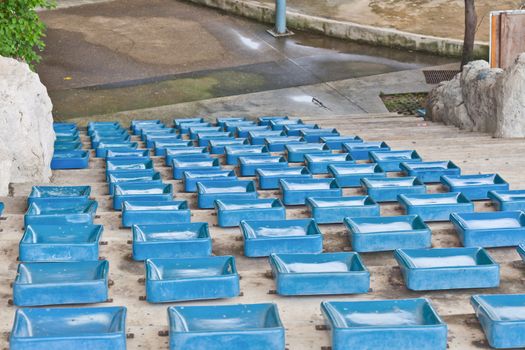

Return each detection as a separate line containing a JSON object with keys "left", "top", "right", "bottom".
{"left": 0, "top": 0, "right": 55, "bottom": 68}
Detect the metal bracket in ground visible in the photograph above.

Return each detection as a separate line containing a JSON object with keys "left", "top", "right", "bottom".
{"left": 267, "top": 28, "right": 294, "bottom": 37}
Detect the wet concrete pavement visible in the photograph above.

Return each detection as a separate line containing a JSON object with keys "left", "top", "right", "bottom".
{"left": 38, "top": 0, "right": 456, "bottom": 118}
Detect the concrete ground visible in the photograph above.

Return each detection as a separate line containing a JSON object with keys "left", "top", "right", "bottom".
{"left": 1, "top": 113, "right": 525, "bottom": 349}
{"left": 257, "top": 0, "right": 524, "bottom": 42}
{"left": 37, "top": 0, "right": 454, "bottom": 118}
{"left": 59, "top": 66, "right": 452, "bottom": 125}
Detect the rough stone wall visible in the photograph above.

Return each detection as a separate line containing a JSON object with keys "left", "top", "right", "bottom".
{"left": 427, "top": 53, "right": 525, "bottom": 138}
{"left": 0, "top": 56, "right": 55, "bottom": 196}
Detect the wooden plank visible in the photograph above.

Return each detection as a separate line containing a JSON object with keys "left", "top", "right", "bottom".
{"left": 500, "top": 13, "right": 525, "bottom": 68}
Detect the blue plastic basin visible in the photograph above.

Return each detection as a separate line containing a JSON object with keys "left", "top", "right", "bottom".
{"left": 344, "top": 215, "right": 431, "bottom": 252}
{"left": 197, "top": 180, "right": 257, "bottom": 209}
{"left": 223, "top": 121, "right": 255, "bottom": 133}
{"left": 10, "top": 306, "right": 127, "bottom": 350}
{"left": 28, "top": 186, "right": 91, "bottom": 205}
{"left": 361, "top": 176, "right": 426, "bottom": 202}
{"left": 145, "top": 256, "right": 240, "bottom": 303}
{"left": 165, "top": 147, "right": 208, "bottom": 165}
{"left": 394, "top": 247, "right": 499, "bottom": 290}
{"left": 183, "top": 169, "right": 237, "bottom": 192}
{"left": 146, "top": 134, "right": 181, "bottom": 148}
{"left": 225, "top": 145, "right": 269, "bottom": 165}
{"left": 13, "top": 260, "right": 109, "bottom": 306}
{"left": 328, "top": 163, "right": 386, "bottom": 188}
{"left": 304, "top": 153, "right": 354, "bottom": 174}
{"left": 237, "top": 125, "right": 269, "bottom": 138}
{"left": 122, "top": 200, "right": 189, "bottom": 227}
{"left": 270, "top": 118, "right": 303, "bottom": 130}
{"left": 471, "top": 294, "right": 525, "bottom": 349}
{"left": 441, "top": 174, "right": 509, "bottom": 200}
{"left": 369, "top": 150, "right": 422, "bottom": 171}
{"left": 241, "top": 219, "right": 323, "bottom": 257}
{"left": 55, "top": 141, "right": 82, "bottom": 150}
{"left": 106, "top": 149, "right": 150, "bottom": 158}
{"left": 280, "top": 178, "right": 341, "bottom": 205}
{"left": 239, "top": 155, "right": 288, "bottom": 176}
{"left": 172, "top": 157, "right": 220, "bottom": 180}
{"left": 258, "top": 116, "right": 288, "bottom": 125}
{"left": 215, "top": 198, "right": 286, "bottom": 227}
{"left": 107, "top": 170, "right": 162, "bottom": 195}
{"left": 174, "top": 117, "right": 204, "bottom": 129}
{"left": 256, "top": 167, "right": 312, "bottom": 190}
{"left": 51, "top": 150, "right": 90, "bottom": 169}
{"left": 96, "top": 143, "right": 138, "bottom": 158}
{"left": 285, "top": 143, "right": 330, "bottom": 162}
{"left": 24, "top": 199, "right": 98, "bottom": 226}
{"left": 300, "top": 128, "right": 339, "bottom": 142}
{"left": 451, "top": 211, "right": 525, "bottom": 247}
{"left": 154, "top": 141, "right": 193, "bottom": 156}
{"left": 321, "top": 298, "right": 447, "bottom": 350}
{"left": 19, "top": 224, "right": 103, "bottom": 262}
{"left": 488, "top": 189, "right": 525, "bottom": 211}
{"left": 269, "top": 252, "right": 369, "bottom": 295}
{"left": 398, "top": 192, "right": 474, "bottom": 222}
{"left": 320, "top": 135, "right": 363, "bottom": 150}
{"left": 306, "top": 196, "right": 380, "bottom": 224}
{"left": 197, "top": 132, "right": 235, "bottom": 147}
{"left": 209, "top": 138, "right": 248, "bottom": 154}
{"left": 216, "top": 117, "right": 246, "bottom": 127}
{"left": 132, "top": 223, "right": 211, "bottom": 260}
{"left": 168, "top": 303, "right": 285, "bottom": 350}
{"left": 113, "top": 183, "right": 173, "bottom": 210}
{"left": 92, "top": 135, "right": 130, "bottom": 148}
{"left": 248, "top": 130, "right": 283, "bottom": 144}
{"left": 400, "top": 160, "right": 460, "bottom": 183}
{"left": 343, "top": 141, "right": 390, "bottom": 160}
{"left": 283, "top": 123, "right": 318, "bottom": 136}
{"left": 142, "top": 128, "right": 176, "bottom": 142}
{"left": 264, "top": 136, "right": 304, "bottom": 152}
{"left": 179, "top": 122, "right": 211, "bottom": 134}
{"left": 106, "top": 158, "right": 153, "bottom": 173}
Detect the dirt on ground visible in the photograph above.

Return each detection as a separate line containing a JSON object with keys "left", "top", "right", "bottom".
{"left": 259, "top": 0, "right": 524, "bottom": 41}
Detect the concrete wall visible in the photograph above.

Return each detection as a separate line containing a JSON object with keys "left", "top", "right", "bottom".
{"left": 183, "top": 0, "right": 489, "bottom": 58}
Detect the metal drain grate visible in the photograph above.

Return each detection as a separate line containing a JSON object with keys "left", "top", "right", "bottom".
{"left": 423, "top": 70, "right": 460, "bottom": 84}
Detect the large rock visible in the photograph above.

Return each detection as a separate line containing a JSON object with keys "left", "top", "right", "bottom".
{"left": 427, "top": 54, "right": 525, "bottom": 138}
{"left": 460, "top": 60, "right": 502, "bottom": 133}
{"left": 0, "top": 56, "right": 55, "bottom": 196}
{"left": 495, "top": 54, "right": 525, "bottom": 137}
{"left": 427, "top": 74, "right": 472, "bottom": 130}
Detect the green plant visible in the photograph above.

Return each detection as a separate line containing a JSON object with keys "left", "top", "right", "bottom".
{"left": 0, "top": 0, "right": 55, "bottom": 68}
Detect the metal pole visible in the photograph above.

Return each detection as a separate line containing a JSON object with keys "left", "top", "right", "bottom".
{"left": 275, "top": 0, "right": 287, "bottom": 34}
{"left": 267, "top": 0, "right": 293, "bottom": 37}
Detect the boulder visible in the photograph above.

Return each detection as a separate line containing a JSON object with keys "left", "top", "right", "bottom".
{"left": 495, "top": 53, "right": 525, "bottom": 137}
{"left": 460, "top": 60, "right": 502, "bottom": 133}
{"left": 428, "top": 74, "right": 472, "bottom": 130}
{"left": 427, "top": 55, "right": 525, "bottom": 138}
{"left": 0, "top": 56, "right": 55, "bottom": 196}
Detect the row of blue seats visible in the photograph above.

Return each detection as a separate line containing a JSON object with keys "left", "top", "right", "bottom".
{"left": 51, "top": 123, "right": 90, "bottom": 169}
{"left": 10, "top": 291, "right": 525, "bottom": 349}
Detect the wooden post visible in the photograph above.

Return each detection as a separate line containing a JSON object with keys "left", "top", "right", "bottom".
{"left": 462, "top": 0, "right": 477, "bottom": 69}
